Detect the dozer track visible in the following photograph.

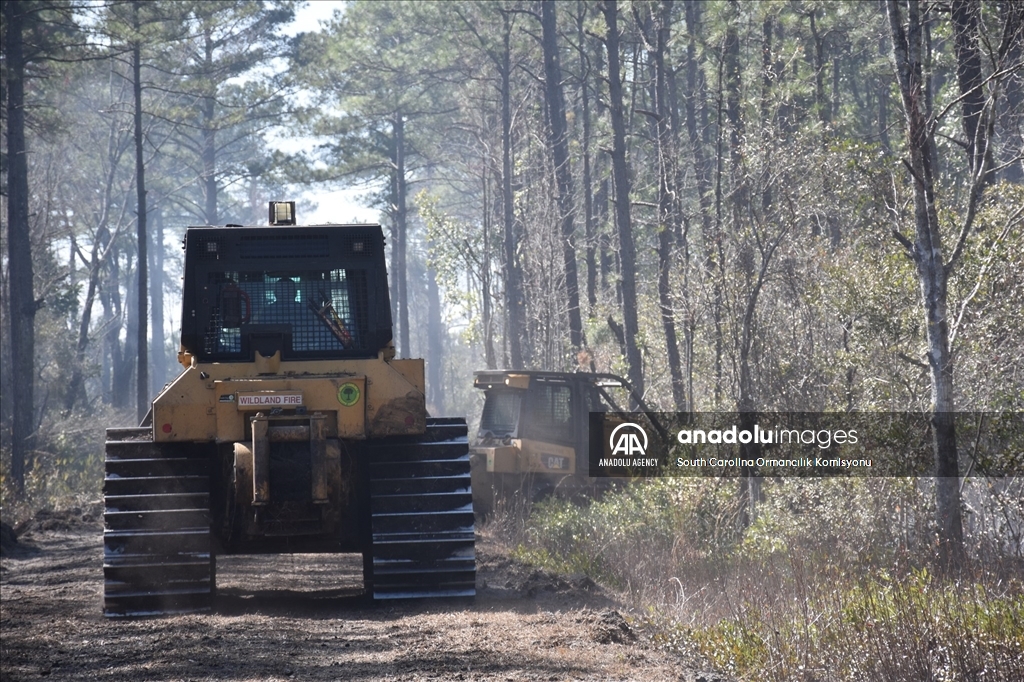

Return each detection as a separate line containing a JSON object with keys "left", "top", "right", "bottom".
{"left": 103, "top": 428, "right": 214, "bottom": 617}
{"left": 365, "top": 417, "right": 476, "bottom": 600}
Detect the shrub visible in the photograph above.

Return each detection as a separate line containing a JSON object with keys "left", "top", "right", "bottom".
{"left": 0, "top": 404, "right": 129, "bottom": 524}
{"left": 511, "top": 476, "right": 1024, "bottom": 681}
{"left": 517, "top": 478, "right": 743, "bottom": 603}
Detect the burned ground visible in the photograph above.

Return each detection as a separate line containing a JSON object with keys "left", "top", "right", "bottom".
{"left": 1, "top": 512, "right": 717, "bottom": 681}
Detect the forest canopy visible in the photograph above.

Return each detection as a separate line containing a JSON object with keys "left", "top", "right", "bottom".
{"left": 2, "top": 1, "right": 1022, "bottom": 562}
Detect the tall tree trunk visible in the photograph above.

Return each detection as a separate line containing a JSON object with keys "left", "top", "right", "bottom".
{"left": 723, "top": 1, "right": 758, "bottom": 526}
{"left": 709, "top": 7, "right": 732, "bottom": 406}
{"left": 500, "top": 12, "right": 526, "bottom": 368}
{"left": 150, "top": 204, "right": 167, "bottom": 388}
{"left": 724, "top": 5, "right": 744, "bottom": 208}
{"left": 887, "top": 0, "right": 964, "bottom": 570}
{"left": 806, "top": 8, "right": 841, "bottom": 245}
{"left": 602, "top": 0, "right": 644, "bottom": 399}
{"left": 592, "top": 37, "right": 613, "bottom": 295}
{"left": 807, "top": 8, "right": 830, "bottom": 127}
{"left": 107, "top": 246, "right": 133, "bottom": 409}
{"left": 132, "top": 1, "right": 149, "bottom": 423}
{"left": 481, "top": 168, "right": 496, "bottom": 369}
{"left": 878, "top": 33, "right": 892, "bottom": 150}
{"left": 426, "top": 265, "right": 444, "bottom": 414}
{"left": 4, "top": 0, "right": 36, "bottom": 492}
{"left": 121, "top": 253, "right": 139, "bottom": 410}
{"left": 392, "top": 112, "right": 410, "bottom": 357}
{"left": 100, "top": 227, "right": 115, "bottom": 405}
{"left": 65, "top": 241, "right": 102, "bottom": 414}
{"left": 201, "top": 28, "right": 218, "bottom": 225}
{"left": 684, "top": 0, "right": 722, "bottom": 407}
{"left": 761, "top": 13, "right": 774, "bottom": 211}
{"left": 666, "top": 27, "right": 694, "bottom": 411}
{"left": 952, "top": 0, "right": 993, "bottom": 187}
{"left": 996, "top": 2, "right": 1023, "bottom": 182}
{"left": 576, "top": 1, "right": 597, "bottom": 313}
{"left": 388, "top": 219, "right": 398, "bottom": 340}
{"left": 541, "top": 0, "right": 585, "bottom": 356}
{"left": 650, "top": 0, "right": 685, "bottom": 411}
{"left": 683, "top": 1, "right": 714, "bottom": 237}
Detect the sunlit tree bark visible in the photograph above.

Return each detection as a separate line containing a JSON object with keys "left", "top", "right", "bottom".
{"left": 541, "top": 0, "right": 584, "bottom": 356}
{"left": 602, "top": 0, "right": 643, "bottom": 399}
{"left": 3, "top": 0, "right": 36, "bottom": 492}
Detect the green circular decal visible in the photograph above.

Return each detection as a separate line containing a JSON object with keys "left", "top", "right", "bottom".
{"left": 337, "top": 382, "right": 360, "bottom": 407}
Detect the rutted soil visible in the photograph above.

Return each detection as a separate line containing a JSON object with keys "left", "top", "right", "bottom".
{"left": 1, "top": 514, "right": 718, "bottom": 681}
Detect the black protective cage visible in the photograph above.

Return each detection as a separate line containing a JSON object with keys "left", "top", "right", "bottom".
{"left": 180, "top": 225, "right": 393, "bottom": 362}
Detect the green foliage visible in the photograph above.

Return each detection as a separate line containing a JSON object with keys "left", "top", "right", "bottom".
{"left": 513, "top": 476, "right": 1024, "bottom": 681}
{"left": 1, "top": 405, "right": 125, "bottom": 523}
{"left": 661, "top": 571, "right": 1024, "bottom": 681}
{"left": 290, "top": 0, "right": 458, "bottom": 184}
{"left": 947, "top": 183, "right": 1024, "bottom": 411}
{"left": 518, "top": 479, "right": 742, "bottom": 598}
{"left": 417, "top": 190, "right": 483, "bottom": 317}
{"left": 744, "top": 478, "right": 926, "bottom": 567}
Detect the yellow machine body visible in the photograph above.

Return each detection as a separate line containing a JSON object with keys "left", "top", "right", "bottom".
{"left": 153, "top": 351, "right": 426, "bottom": 444}
{"left": 469, "top": 370, "right": 651, "bottom": 513}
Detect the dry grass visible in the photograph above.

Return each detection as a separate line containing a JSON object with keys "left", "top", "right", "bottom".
{"left": 508, "top": 477, "right": 1024, "bottom": 682}
{"left": 0, "top": 404, "right": 130, "bottom": 526}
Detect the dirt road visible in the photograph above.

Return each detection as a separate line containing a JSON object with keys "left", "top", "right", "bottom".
{"left": 1, "top": 517, "right": 718, "bottom": 681}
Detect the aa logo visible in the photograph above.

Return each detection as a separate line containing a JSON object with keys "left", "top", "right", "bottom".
{"left": 609, "top": 422, "right": 648, "bottom": 456}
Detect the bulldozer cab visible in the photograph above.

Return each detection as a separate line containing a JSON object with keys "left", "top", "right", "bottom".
{"left": 470, "top": 371, "right": 648, "bottom": 512}
{"left": 179, "top": 226, "right": 393, "bottom": 364}
{"left": 476, "top": 372, "right": 620, "bottom": 450}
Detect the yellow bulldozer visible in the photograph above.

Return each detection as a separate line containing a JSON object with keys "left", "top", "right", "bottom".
{"left": 103, "top": 202, "right": 474, "bottom": 617}
{"left": 469, "top": 370, "right": 662, "bottom": 515}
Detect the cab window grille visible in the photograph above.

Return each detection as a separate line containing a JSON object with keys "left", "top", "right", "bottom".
{"left": 480, "top": 391, "right": 521, "bottom": 436}
{"left": 202, "top": 268, "right": 368, "bottom": 357}
{"left": 523, "top": 383, "right": 573, "bottom": 443}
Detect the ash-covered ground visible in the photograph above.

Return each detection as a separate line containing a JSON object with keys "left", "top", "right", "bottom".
{"left": 1, "top": 511, "right": 723, "bottom": 681}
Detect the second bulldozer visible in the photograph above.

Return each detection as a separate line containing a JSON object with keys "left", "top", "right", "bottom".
{"left": 469, "top": 370, "right": 658, "bottom": 514}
